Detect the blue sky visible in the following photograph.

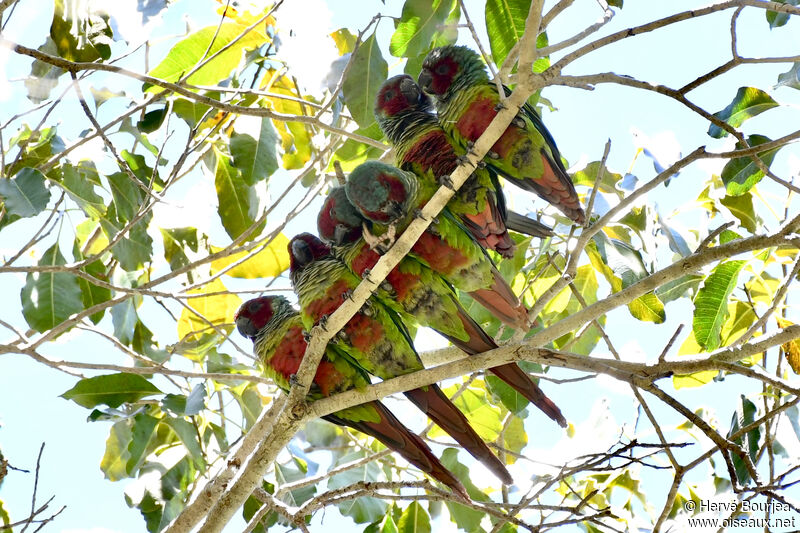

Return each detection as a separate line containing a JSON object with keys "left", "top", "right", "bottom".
{"left": 1, "top": 0, "right": 800, "bottom": 531}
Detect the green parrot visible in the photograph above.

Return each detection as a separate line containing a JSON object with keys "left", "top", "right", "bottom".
{"left": 374, "top": 74, "right": 553, "bottom": 259}
{"left": 288, "top": 233, "right": 513, "bottom": 484}
{"left": 418, "top": 45, "right": 586, "bottom": 224}
{"left": 344, "top": 160, "right": 529, "bottom": 330}
{"left": 235, "top": 295, "right": 469, "bottom": 499}
{"left": 318, "top": 187, "right": 567, "bottom": 427}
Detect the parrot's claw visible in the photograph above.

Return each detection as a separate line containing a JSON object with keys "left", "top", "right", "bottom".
{"left": 361, "top": 300, "right": 374, "bottom": 317}
{"left": 487, "top": 150, "right": 501, "bottom": 160}
{"left": 413, "top": 208, "right": 425, "bottom": 220}
{"left": 289, "top": 374, "right": 299, "bottom": 386}
{"left": 337, "top": 330, "right": 349, "bottom": 342}
{"left": 438, "top": 174, "right": 455, "bottom": 190}
{"left": 494, "top": 101, "right": 507, "bottom": 112}
{"left": 342, "top": 289, "right": 354, "bottom": 302}
{"left": 456, "top": 154, "right": 476, "bottom": 168}
{"left": 380, "top": 281, "right": 394, "bottom": 294}
{"left": 302, "top": 330, "right": 312, "bottom": 342}
{"left": 476, "top": 160, "right": 486, "bottom": 169}
{"left": 512, "top": 116, "right": 526, "bottom": 129}
{"left": 362, "top": 222, "right": 395, "bottom": 254}
{"left": 319, "top": 315, "right": 329, "bottom": 331}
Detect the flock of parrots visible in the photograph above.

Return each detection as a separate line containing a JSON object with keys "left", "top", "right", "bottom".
{"left": 234, "top": 45, "right": 586, "bottom": 499}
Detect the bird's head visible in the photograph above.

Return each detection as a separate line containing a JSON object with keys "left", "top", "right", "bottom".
{"left": 234, "top": 295, "right": 293, "bottom": 340}
{"left": 317, "top": 186, "right": 364, "bottom": 246}
{"left": 345, "top": 161, "right": 414, "bottom": 224}
{"left": 418, "top": 45, "right": 487, "bottom": 98}
{"left": 374, "top": 75, "right": 432, "bottom": 122}
{"left": 288, "top": 233, "right": 332, "bottom": 274}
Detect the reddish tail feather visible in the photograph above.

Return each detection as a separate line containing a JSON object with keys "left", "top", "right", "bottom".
{"left": 325, "top": 403, "right": 469, "bottom": 499}
{"left": 404, "top": 385, "right": 513, "bottom": 485}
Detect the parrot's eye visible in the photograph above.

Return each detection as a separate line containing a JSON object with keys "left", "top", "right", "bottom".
{"left": 383, "top": 89, "right": 395, "bottom": 101}
{"left": 436, "top": 63, "right": 449, "bottom": 75}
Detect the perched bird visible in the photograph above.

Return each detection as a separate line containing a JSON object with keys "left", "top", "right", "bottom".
{"left": 318, "top": 188, "right": 568, "bottom": 427}
{"left": 235, "top": 295, "right": 469, "bottom": 499}
{"left": 418, "top": 45, "right": 586, "bottom": 224}
{"left": 288, "top": 233, "right": 514, "bottom": 484}
{"left": 345, "top": 160, "right": 529, "bottom": 330}
{"left": 374, "top": 74, "right": 553, "bottom": 259}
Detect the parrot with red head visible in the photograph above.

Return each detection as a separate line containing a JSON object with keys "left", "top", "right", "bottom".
{"left": 235, "top": 295, "right": 469, "bottom": 499}
{"left": 288, "top": 233, "right": 514, "bottom": 484}
{"left": 374, "top": 74, "right": 553, "bottom": 259}
{"left": 418, "top": 45, "right": 585, "bottom": 224}
{"left": 318, "top": 188, "right": 567, "bottom": 427}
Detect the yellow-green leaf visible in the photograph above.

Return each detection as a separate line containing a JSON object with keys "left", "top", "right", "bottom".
{"left": 210, "top": 233, "right": 290, "bottom": 278}
{"left": 177, "top": 278, "right": 242, "bottom": 343}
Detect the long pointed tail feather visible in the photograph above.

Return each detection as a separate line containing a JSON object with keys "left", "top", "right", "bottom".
{"left": 404, "top": 385, "right": 513, "bottom": 485}
{"left": 323, "top": 404, "right": 469, "bottom": 499}
{"left": 505, "top": 211, "right": 554, "bottom": 239}
{"left": 469, "top": 268, "right": 529, "bottom": 330}
{"left": 440, "top": 303, "right": 567, "bottom": 427}
{"left": 486, "top": 364, "right": 567, "bottom": 427}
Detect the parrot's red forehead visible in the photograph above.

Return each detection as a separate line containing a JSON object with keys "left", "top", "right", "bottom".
{"left": 422, "top": 55, "right": 459, "bottom": 96}
{"left": 375, "top": 76, "right": 413, "bottom": 116}
{"left": 235, "top": 296, "right": 275, "bottom": 332}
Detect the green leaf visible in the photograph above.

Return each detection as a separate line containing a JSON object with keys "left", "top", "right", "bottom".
{"left": 776, "top": 62, "right": 800, "bottom": 90}
{"left": 212, "top": 148, "right": 263, "bottom": 241}
{"left": 230, "top": 119, "right": 280, "bottom": 186}
{"left": 628, "top": 291, "right": 666, "bottom": 323}
{"left": 655, "top": 274, "right": 703, "bottom": 304}
{"left": 101, "top": 419, "right": 132, "bottom": 481}
{"left": 164, "top": 417, "right": 206, "bottom": 470}
{"left": 390, "top": 0, "right": 453, "bottom": 58}
{"left": 126, "top": 413, "right": 160, "bottom": 476}
{"left": 162, "top": 384, "right": 207, "bottom": 416}
{"left": 586, "top": 233, "right": 665, "bottom": 323}
{"left": 275, "top": 460, "right": 318, "bottom": 508}
{"left": 24, "top": 37, "right": 63, "bottom": 103}
{"left": 720, "top": 192, "right": 757, "bottom": 233}
{"left": 99, "top": 206, "right": 153, "bottom": 271}
{"left": 708, "top": 87, "right": 778, "bottom": 138}
{"left": 137, "top": 107, "right": 168, "bottom": 133}
{"left": 50, "top": 0, "right": 112, "bottom": 62}
{"left": 147, "top": 23, "right": 267, "bottom": 88}
{"left": 439, "top": 448, "right": 489, "bottom": 530}
{"left": 726, "top": 396, "right": 761, "bottom": 484}
{"left": 161, "top": 227, "right": 199, "bottom": 275}
{"left": 608, "top": 0, "right": 623, "bottom": 7}
{"left": 111, "top": 298, "right": 139, "bottom": 346}
{"left": 721, "top": 135, "right": 782, "bottom": 196}
{"left": 486, "top": 0, "right": 531, "bottom": 68}
{"left": 106, "top": 171, "right": 142, "bottom": 222}
{"left": 376, "top": 513, "right": 399, "bottom": 533}
{"left": 432, "top": 381, "right": 503, "bottom": 442}
{"left": 327, "top": 454, "right": 386, "bottom": 523}
{"left": 0, "top": 168, "right": 50, "bottom": 217}
{"left": 61, "top": 373, "right": 162, "bottom": 408}
{"left": 331, "top": 123, "right": 385, "bottom": 172}
{"left": 342, "top": 32, "right": 388, "bottom": 128}
{"left": 692, "top": 260, "right": 746, "bottom": 351}
{"left": 397, "top": 502, "right": 430, "bottom": 533}
{"left": 56, "top": 164, "right": 105, "bottom": 218}
{"left": 173, "top": 98, "right": 213, "bottom": 127}
{"left": 766, "top": 0, "right": 800, "bottom": 28}
{"left": 571, "top": 162, "right": 624, "bottom": 197}
{"left": 121, "top": 150, "right": 163, "bottom": 190}
{"left": 486, "top": 373, "right": 528, "bottom": 414}
{"left": 21, "top": 244, "right": 83, "bottom": 333}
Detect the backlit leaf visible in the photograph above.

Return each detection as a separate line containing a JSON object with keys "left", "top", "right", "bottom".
{"left": 342, "top": 32, "right": 388, "bottom": 127}
{"left": 61, "top": 373, "right": 162, "bottom": 408}
{"left": 390, "top": 0, "right": 453, "bottom": 58}
{"left": 209, "top": 233, "right": 290, "bottom": 278}
{"left": 693, "top": 260, "right": 746, "bottom": 351}
{"left": 21, "top": 244, "right": 83, "bottom": 333}
{"left": 721, "top": 135, "right": 782, "bottom": 196}
{"left": 708, "top": 87, "right": 778, "bottom": 138}
{"left": 486, "top": 0, "right": 531, "bottom": 68}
